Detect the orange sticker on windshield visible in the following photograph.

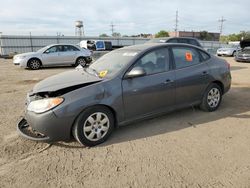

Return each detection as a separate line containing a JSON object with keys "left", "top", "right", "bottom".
{"left": 99, "top": 70, "right": 108, "bottom": 78}
{"left": 185, "top": 52, "right": 193, "bottom": 62}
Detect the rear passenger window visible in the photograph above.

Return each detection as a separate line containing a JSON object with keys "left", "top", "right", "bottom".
{"left": 172, "top": 47, "right": 202, "bottom": 69}
{"left": 199, "top": 50, "right": 210, "bottom": 61}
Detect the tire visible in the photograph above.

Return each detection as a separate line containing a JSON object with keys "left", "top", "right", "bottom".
{"left": 72, "top": 106, "right": 115, "bottom": 147}
{"left": 75, "top": 57, "right": 87, "bottom": 67}
{"left": 28, "top": 59, "right": 41, "bottom": 70}
{"left": 200, "top": 83, "right": 222, "bottom": 112}
{"left": 232, "top": 51, "right": 236, "bottom": 57}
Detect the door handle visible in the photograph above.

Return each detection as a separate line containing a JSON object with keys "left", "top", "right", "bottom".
{"left": 202, "top": 71, "right": 208, "bottom": 75}
{"left": 164, "top": 79, "right": 174, "bottom": 84}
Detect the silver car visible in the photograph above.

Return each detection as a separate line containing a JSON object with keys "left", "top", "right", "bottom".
{"left": 216, "top": 45, "right": 238, "bottom": 57}
{"left": 13, "top": 44, "right": 92, "bottom": 70}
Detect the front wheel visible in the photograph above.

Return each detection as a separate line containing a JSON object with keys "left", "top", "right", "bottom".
{"left": 200, "top": 83, "right": 222, "bottom": 112}
{"left": 28, "top": 59, "right": 41, "bottom": 70}
{"left": 72, "top": 106, "right": 114, "bottom": 147}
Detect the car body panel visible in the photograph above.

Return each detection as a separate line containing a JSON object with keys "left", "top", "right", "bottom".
{"left": 122, "top": 71, "right": 175, "bottom": 120}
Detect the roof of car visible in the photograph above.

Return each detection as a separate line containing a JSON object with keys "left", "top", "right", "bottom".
{"left": 147, "top": 37, "right": 200, "bottom": 43}
{"left": 116, "top": 42, "right": 203, "bottom": 52}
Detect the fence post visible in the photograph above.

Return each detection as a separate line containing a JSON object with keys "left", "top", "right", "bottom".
{"left": 29, "top": 32, "right": 33, "bottom": 52}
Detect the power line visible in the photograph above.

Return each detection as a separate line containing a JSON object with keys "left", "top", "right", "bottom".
{"left": 110, "top": 22, "right": 115, "bottom": 36}
{"left": 174, "top": 10, "right": 179, "bottom": 36}
{"left": 218, "top": 16, "right": 226, "bottom": 35}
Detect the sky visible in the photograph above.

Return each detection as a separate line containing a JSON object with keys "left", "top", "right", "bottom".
{"left": 0, "top": 0, "right": 249, "bottom": 36}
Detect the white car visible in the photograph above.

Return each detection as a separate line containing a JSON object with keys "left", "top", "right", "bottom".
{"left": 216, "top": 45, "right": 238, "bottom": 57}
{"left": 13, "top": 44, "right": 92, "bottom": 70}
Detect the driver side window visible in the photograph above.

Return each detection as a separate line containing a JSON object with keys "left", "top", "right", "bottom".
{"left": 133, "top": 48, "right": 169, "bottom": 75}
{"left": 46, "top": 46, "right": 58, "bottom": 53}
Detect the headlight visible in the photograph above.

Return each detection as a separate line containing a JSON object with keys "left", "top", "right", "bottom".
{"left": 27, "top": 97, "right": 64, "bottom": 113}
{"left": 17, "top": 56, "right": 26, "bottom": 60}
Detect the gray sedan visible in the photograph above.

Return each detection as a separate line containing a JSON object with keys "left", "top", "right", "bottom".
{"left": 13, "top": 44, "right": 92, "bottom": 70}
{"left": 17, "top": 43, "right": 231, "bottom": 146}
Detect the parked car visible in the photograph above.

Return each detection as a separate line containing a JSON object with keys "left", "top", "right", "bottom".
{"left": 147, "top": 37, "right": 203, "bottom": 48}
{"left": 13, "top": 44, "right": 92, "bottom": 70}
{"left": 80, "top": 40, "right": 113, "bottom": 51}
{"left": 235, "top": 39, "right": 250, "bottom": 62}
{"left": 216, "top": 45, "right": 238, "bottom": 57}
{"left": 17, "top": 43, "right": 231, "bottom": 146}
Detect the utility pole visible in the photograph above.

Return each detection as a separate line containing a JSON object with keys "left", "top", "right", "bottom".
{"left": 110, "top": 22, "right": 115, "bottom": 36}
{"left": 218, "top": 16, "right": 226, "bottom": 36}
{"left": 174, "top": 10, "right": 179, "bottom": 37}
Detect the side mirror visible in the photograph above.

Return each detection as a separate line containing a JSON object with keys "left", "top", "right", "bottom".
{"left": 125, "top": 67, "right": 146, "bottom": 79}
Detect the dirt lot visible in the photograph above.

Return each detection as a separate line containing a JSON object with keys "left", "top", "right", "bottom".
{"left": 0, "top": 57, "right": 249, "bottom": 188}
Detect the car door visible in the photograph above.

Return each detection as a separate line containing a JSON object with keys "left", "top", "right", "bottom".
{"left": 171, "top": 46, "right": 210, "bottom": 107}
{"left": 122, "top": 47, "right": 175, "bottom": 120}
{"left": 59, "top": 45, "right": 79, "bottom": 64}
{"left": 41, "top": 45, "right": 62, "bottom": 65}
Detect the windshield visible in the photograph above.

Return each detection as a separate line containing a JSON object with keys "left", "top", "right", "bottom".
{"left": 37, "top": 46, "right": 49, "bottom": 53}
{"left": 88, "top": 50, "right": 139, "bottom": 78}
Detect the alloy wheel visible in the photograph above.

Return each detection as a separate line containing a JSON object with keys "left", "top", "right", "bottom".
{"left": 207, "top": 88, "right": 221, "bottom": 108}
{"left": 83, "top": 112, "right": 110, "bottom": 141}
{"left": 30, "top": 60, "right": 40, "bottom": 69}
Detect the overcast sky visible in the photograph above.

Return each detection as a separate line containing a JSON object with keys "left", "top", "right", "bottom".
{"left": 0, "top": 0, "right": 249, "bottom": 36}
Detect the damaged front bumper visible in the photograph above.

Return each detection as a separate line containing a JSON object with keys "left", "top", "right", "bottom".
{"left": 17, "top": 108, "right": 74, "bottom": 143}
{"left": 17, "top": 118, "right": 51, "bottom": 142}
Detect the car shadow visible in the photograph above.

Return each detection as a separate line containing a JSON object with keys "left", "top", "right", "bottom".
{"left": 101, "top": 86, "right": 250, "bottom": 147}
{"left": 40, "top": 66, "right": 74, "bottom": 70}
{"left": 55, "top": 86, "right": 250, "bottom": 148}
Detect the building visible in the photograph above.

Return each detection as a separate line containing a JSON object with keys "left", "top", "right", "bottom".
{"left": 169, "top": 31, "right": 220, "bottom": 41}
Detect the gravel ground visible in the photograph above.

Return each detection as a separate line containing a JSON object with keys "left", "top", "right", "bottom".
{"left": 0, "top": 57, "right": 250, "bottom": 188}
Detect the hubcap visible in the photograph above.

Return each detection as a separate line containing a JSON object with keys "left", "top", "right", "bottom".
{"left": 83, "top": 112, "right": 110, "bottom": 141}
{"left": 207, "top": 88, "right": 220, "bottom": 108}
{"left": 30, "top": 60, "right": 40, "bottom": 69}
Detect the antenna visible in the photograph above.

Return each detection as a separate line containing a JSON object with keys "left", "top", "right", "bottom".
{"left": 110, "top": 22, "right": 115, "bottom": 36}
{"left": 174, "top": 10, "right": 179, "bottom": 37}
{"left": 218, "top": 16, "right": 226, "bottom": 35}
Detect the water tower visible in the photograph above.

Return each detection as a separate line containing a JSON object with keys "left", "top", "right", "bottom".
{"left": 75, "top": 20, "right": 84, "bottom": 36}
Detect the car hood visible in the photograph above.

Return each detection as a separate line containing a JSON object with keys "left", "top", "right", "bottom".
{"left": 240, "top": 39, "right": 250, "bottom": 49}
{"left": 32, "top": 69, "right": 102, "bottom": 93}
{"left": 15, "top": 52, "right": 37, "bottom": 57}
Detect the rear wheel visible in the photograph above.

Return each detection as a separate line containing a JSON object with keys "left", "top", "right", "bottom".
{"left": 200, "top": 83, "right": 222, "bottom": 112}
{"left": 72, "top": 106, "right": 114, "bottom": 147}
{"left": 28, "top": 59, "right": 41, "bottom": 70}
{"left": 75, "top": 57, "right": 86, "bottom": 67}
